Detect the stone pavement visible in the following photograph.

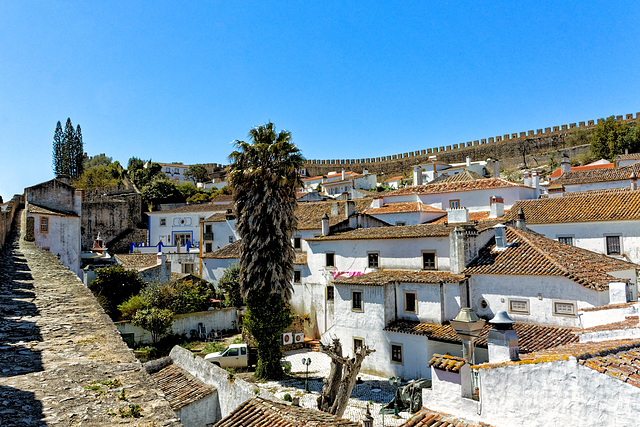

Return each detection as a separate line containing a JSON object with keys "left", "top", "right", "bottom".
{"left": 258, "top": 348, "right": 413, "bottom": 427}
{"left": 0, "top": 212, "right": 180, "bottom": 426}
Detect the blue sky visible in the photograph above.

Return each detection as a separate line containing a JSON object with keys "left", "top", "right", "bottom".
{"left": 1, "top": 1, "right": 639, "bottom": 199}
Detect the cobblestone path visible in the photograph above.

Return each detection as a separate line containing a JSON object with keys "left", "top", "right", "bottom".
{"left": 0, "top": 211, "right": 180, "bottom": 426}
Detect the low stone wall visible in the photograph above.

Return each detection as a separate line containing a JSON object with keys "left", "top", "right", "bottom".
{"left": 170, "top": 345, "right": 276, "bottom": 420}
{"left": 0, "top": 194, "right": 22, "bottom": 249}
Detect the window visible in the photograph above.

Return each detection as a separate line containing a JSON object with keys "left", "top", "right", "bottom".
{"left": 241, "top": 347, "right": 247, "bottom": 355}
{"left": 554, "top": 301, "right": 576, "bottom": 316}
{"left": 367, "top": 252, "right": 379, "bottom": 268}
{"left": 326, "top": 285, "right": 334, "bottom": 301}
{"left": 391, "top": 343, "right": 403, "bottom": 364}
{"left": 351, "top": 290, "right": 363, "bottom": 312}
{"left": 205, "top": 243, "right": 212, "bottom": 253}
{"left": 174, "top": 233, "right": 191, "bottom": 246}
{"left": 508, "top": 299, "right": 529, "bottom": 314}
{"left": 40, "top": 217, "right": 49, "bottom": 233}
{"left": 293, "top": 237, "right": 301, "bottom": 250}
{"left": 422, "top": 252, "right": 436, "bottom": 270}
{"left": 205, "top": 224, "right": 212, "bottom": 234}
{"left": 558, "top": 236, "right": 573, "bottom": 246}
{"left": 353, "top": 337, "right": 364, "bottom": 353}
{"left": 294, "top": 270, "right": 301, "bottom": 284}
{"left": 199, "top": 216, "right": 205, "bottom": 223}
{"left": 182, "top": 263, "right": 195, "bottom": 274}
{"left": 449, "top": 199, "right": 460, "bottom": 209}
{"left": 326, "top": 252, "right": 335, "bottom": 267}
{"left": 606, "top": 235, "right": 621, "bottom": 255}
{"left": 227, "top": 348, "right": 238, "bottom": 356}
{"left": 396, "top": 221, "right": 406, "bottom": 226}
{"left": 160, "top": 218, "right": 166, "bottom": 226}
{"left": 229, "top": 236, "right": 234, "bottom": 243}
{"left": 404, "top": 291, "right": 417, "bottom": 313}
{"left": 174, "top": 168, "right": 180, "bottom": 174}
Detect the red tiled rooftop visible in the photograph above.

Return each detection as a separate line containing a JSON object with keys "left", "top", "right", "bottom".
{"left": 296, "top": 199, "right": 372, "bottom": 230}
{"left": 365, "top": 201, "right": 446, "bottom": 215}
{"left": 429, "top": 354, "right": 466, "bottom": 373}
{"left": 201, "top": 240, "right": 241, "bottom": 259}
{"left": 385, "top": 178, "right": 527, "bottom": 196}
{"left": 333, "top": 270, "right": 465, "bottom": 286}
{"left": 400, "top": 407, "right": 491, "bottom": 427}
{"left": 148, "top": 202, "right": 234, "bottom": 214}
{"left": 151, "top": 363, "right": 214, "bottom": 410}
{"left": 429, "top": 210, "right": 509, "bottom": 224}
{"left": 553, "top": 163, "right": 640, "bottom": 186}
{"left": 549, "top": 162, "right": 615, "bottom": 179}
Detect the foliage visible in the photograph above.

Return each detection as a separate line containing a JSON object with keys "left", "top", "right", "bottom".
{"left": 201, "top": 342, "right": 228, "bottom": 353}
{"left": 89, "top": 266, "right": 146, "bottom": 320}
{"left": 589, "top": 116, "right": 639, "bottom": 160}
{"left": 84, "top": 153, "right": 113, "bottom": 169}
{"left": 217, "top": 263, "right": 244, "bottom": 308}
{"left": 132, "top": 307, "right": 174, "bottom": 344}
{"left": 118, "top": 404, "right": 142, "bottom": 418}
{"left": 141, "top": 279, "right": 217, "bottom": 315}
{"left": 184, "top": 164, "right": 210, "bottom": 184}
{"left": 565, "top": 128, "right": 590, "bottom": 148}
{"left": 141, "top": 176, "right": 184, "bottom": 208}
{"left": 52, "top": 118, "right": 84, "bottom": 179}
{"left": 176, "top": 182, "right": 199, "bottom": 200}
{"left": 127, "top": 158, "right": 164, "bottom": 189}
{"left": 228, "top": 122, "right": 303, "bottom": 380}
{"left": 73, "top": 161, "right": 122, "bottom": 189}
{"left": 187, "top": 192, "right": 212, "bottom": 204}
{"left": 283, "top": 393, "right": 292, "bottom": 402}
{"left": 117, "top": 295, "right": 150, "bottom": 320}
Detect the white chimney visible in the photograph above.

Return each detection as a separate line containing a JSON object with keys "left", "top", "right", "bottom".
{"left": 489, "top": 196, "right": 504, "bottom": 218}
{"left": 447, "top": 207, "right": 469, "bottom": 223}
{"left": 631, "top": 172, "right": 638, "bottom": 191}
{"left": 532, "top": 171, "right": 540, "bottom": 195}
{"left": 372, "top": 197, "right": 384, "bottom": 209}
{"left": 523, "top": 171, "right": 532, "bottom": 188}
{"left": 449, "top": 225, "right": 478, "bottom": 274}
{"left": 345, "top": 200, "right": 355, "bottom": 218}
{"left": 413, "top": 165, "right": 423, "bottom": 186}
{"left": 341, "top": 169, "right": 345, "bottom": 180}
{"left": 492, "top": 159, "right": 500, "bottom": 178}
{"left": 466, "top": 156, "right": 471, "bottom": 167}
{"left": 515, "top": 208, "right": 526, "bottom": 230}
{"left": 362, "top": 169, "right": 368, "bottom": 175}
{"left": 321, "top": 213, "right": 330, "bottom": 236}
{"left": 609, "top": 282, "right": 629, "bottom": 304}
{"left": 560, "top": 154, "right": 571, "bottom": 174}
{"left": 493, "top": 224, "right": 507, "bottom": 250}
{"left": 487, "top": 311, "right": 519, "bottom": 363}
{"left": 331, "top": 202, "right": 339, "bottom": 216}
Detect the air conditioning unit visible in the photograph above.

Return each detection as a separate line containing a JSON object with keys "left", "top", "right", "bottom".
{"left": 294, "top": 333, "right": 304, "bottom": 344}
{"left": 282, "top": 332, "right": 293, "bottom": 345}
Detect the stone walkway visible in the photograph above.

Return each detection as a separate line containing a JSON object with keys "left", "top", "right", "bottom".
{"left": 0, "top": 212, "right": 180, "bottom": 426}
{"left": 258, "top": 348, "right": 413, "bottom": 426}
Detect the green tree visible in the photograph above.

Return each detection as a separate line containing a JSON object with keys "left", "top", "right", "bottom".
{"left": 117, "top": 295, "right": 150, "bottom": 320}
{"left": 217, "top": 263, "right": 244, "bottom": 308}
{"left": 52, "top": 118, "right": 84, "bottom": 179}
{"left": 89, "top": 266, "right": 146, "bottom": 320}
{"left": 52, "top": 121, "right": 64, "bottom": 175}
{"left": 141, "top": 279, "right": 217, "bottom": 314}
{"left": 84, "top": 153, "right": 113, "bottom": 169}
{"left": 141, "top": 177, "right": 184, "bottom": 209}
{"left": 132, "top": 308, "right": 174, "bottom": 344}
{"left": 127, "top": 158, "right": 164, "bottom": 189}
{"left": 228, "top": 122, "right": 304, "bottom": 380}
{"left": 184, "top": 164, "right": 209, "bottom": 185}
{"left": 74, "top": 124, "right": 85, "bottom": 179}
{"left": 590, "top": 116, "right": 630, "bottom": 160}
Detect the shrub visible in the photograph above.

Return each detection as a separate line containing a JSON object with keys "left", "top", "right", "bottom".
{"left": 117, "top": 295, "right": 150, "bottom": 320}
{"left": 89, "top": 266, "right": 145, "bottom": 320}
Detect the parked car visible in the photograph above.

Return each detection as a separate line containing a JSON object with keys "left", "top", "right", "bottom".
{"left": 204, "top": 343, "right": 256, "bottom": 368}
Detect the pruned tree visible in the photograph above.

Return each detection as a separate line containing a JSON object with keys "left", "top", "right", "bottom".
{"left": 184, "top": 164, "right": 209, "bottom": 185}
{"left": 317, "top": 337, "right": 375, "bottom": 417}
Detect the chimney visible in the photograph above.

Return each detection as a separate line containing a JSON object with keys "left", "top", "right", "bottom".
{"left": 466, "top": 156, "right": 471, "bottom": 167}
{"left": 489, "top": 196, "right": 504, "bottom": 218}
{"left": 493, "top": 224, "right": 507, "bottom": 250}
{"left": 157, "top": 252, "right": 166, "bottom": 265}
{"left": 609, "top": 282, "right": 630, "bottom": 304}
{"left": 487, "top": 311, "right": 519, "bottom": 363}
{"left": 491, "top": 159, "right": 500, "bottom": 178}
{"left": 362, "top": 169, "right": 368, "bottom": 175}
{"left": 532, "top": 171, "right": 540, "bottom": 195}
{"left": 560, "top": 154, "right": 571, "bottom": 174}
{"left": 515, "top": 208, "right": 526, "bottom": 230}
{"left": 523, "top": 171, "right": 532, "bottom": 188}
{"left": 631, "top": 172, "right": 638, "bottom": 191}
{"left": 449, "top": 225, "right": 478, "bottom": 274}
{"left": 345, "top": 200, "right": 355, "bottom": 218}
{"left": 74, "top": 188, "right": 84, "bottom": 216}
{"left": 413, "top": 165, "right": 423, "bottom": 186}
{"left": 330, "top": 202, "right": 339, "bottom": 216}
{"left": 341, "top": 169, "right": 345, "bottom": 180}
{"left": 57, "top": 173, "right": 71, "bottom": 184}
{"left": 447, "top": 207, "right": 469, "bottom": 223}
{"left": 372, "top": 197, "right": 383, "bottom": 209}
{"left": 321, "top": 213, "right": 330, "bottom": 236}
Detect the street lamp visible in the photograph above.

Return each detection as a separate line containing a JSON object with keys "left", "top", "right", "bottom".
{"left": 302, "top": 357, "right": 312, "bottom": 392}
{"left": 388, "top": 376, "right": 401, "bottom": 417}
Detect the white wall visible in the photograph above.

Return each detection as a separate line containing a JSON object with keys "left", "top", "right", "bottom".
{"left": 527, "top": 220, "right": 640, "bottom": 264}
{"left": 469, "top": 274, "right": 608, "bottom": 327}
{"left": 564, "top": 180, "right": 631, "bottom": 193}
{"left": 148, "top": 208, "right": 227, "bottom": 247}
{"left": 176, "top": 390, "right": 219, "bottom": 427}
{"left": 31, "top": 213, "right": 81, "bottom": 276}
{"left": 368, "top": 211, "right": 445, "bottom": 226}
{"left": 201, "top": 257, "right": 235, "bottom": 284}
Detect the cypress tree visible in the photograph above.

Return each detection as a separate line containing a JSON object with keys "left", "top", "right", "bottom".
{"left": 74, "top": 124, "right": 84, "bottom": 179}
{"left": 52, "top": 121, "right": 63, "bottom": 175}
{"left": 62, "top": 118, "right": 76, "bottom": 178}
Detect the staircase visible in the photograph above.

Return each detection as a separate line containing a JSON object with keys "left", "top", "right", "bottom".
{"left": 304, "top": 338, "right": 321, "bottom": 352}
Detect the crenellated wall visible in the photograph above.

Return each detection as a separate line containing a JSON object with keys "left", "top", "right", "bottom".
{"left": 303, "top": 113, "right": 639, "bottom": 176}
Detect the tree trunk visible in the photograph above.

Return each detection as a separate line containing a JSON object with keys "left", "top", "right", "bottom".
{"left": 317, "top": 339, "right": 344, "bottom": 412}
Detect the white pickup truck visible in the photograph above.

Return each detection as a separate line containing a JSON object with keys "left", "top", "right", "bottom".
{"left": 204, "top": 343, "right": 255, "bottom": 368}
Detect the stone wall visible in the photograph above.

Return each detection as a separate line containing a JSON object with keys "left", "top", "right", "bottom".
{"left": 303, "top": 113, "right": 639, "bottom": 177}
{"left": 0, "top": 194, "right": 22, "bottom": 249}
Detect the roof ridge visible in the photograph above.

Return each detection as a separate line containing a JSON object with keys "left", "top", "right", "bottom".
{"left": 508, "top": 227, "right": 573, "bottom": 276}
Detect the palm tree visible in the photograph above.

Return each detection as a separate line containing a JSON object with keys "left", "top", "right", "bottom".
{"left": 228, "top": 122, "right": 304, "bottom": 379}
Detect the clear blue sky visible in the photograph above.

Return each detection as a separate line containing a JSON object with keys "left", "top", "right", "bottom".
{"left": 1, "top": 1, "right": 639, "bottom": 199}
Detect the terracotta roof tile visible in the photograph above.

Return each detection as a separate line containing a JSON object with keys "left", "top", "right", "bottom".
{"left": 617, "top": 152, "right": 640, "bottom": 161}
{"left": 400, "top": 407, "right": 491, "bottom": 427}
{"left": 151, "top": 363, "right": 214, "bottom": 410}
{"left": 296, "top": 199, "right": 372, "bottom": 230}
{"left": 505, "top": 190, "right": 640, "bottom": 224}
{"left": 115, "top": 254, "right": 159, "bottom": 269}
{"left": 549, "top": 162, "right": 615, "bottom": 179}
{"left": 333, "top": 270, "right": 465, "bottom": 286}
{"left": 464, "top": 227, "right": 638, "bottom": 291}
{"left": 308, "top": 221, "right": 502, "bottom": 241}
{"left": 384, "top": 175, "right": 405, "bottom": 182}
{"left": 429, "top": 170, "right": 486, "bottom": 184}
{"left": 149, "top": 202, "right": 235, "bottom": 214}
{"left": 211, "top": 194, "right": 233, "bottom": 203}
{"left": 214, "top": 397, "right": 361, "bottom": 427}
{"left": 429, "top": 210, "right": 509, "bottom": 224}
{"left": 385, "top": 178, "right": 526, "bottom": 196}
{"left": 201, "top": 240, "right": 241, "bottom": 259}
{"left": 429, "top": 354, "right": 466, "bottom": 373}
{"left": 28, "top": 202, "right": 78, "bottom": 217}
{"left": 539, "top": 187, "right": 632, "bottom": 198}
{"left": 365, "top": 201, "right": 446, "bottom": 215}
{"left": 294, "top": 252, "right": 307, "bottom": 265}
{"left": 553, "top": 163, "right": 640, "bottom": 186}
{"left": 203, "top": 212, "right": 233, "bottom": 222}
{"left": 385, "top": 320, "right": 578, "bottom": 354}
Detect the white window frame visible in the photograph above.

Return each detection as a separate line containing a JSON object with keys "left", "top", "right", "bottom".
{"left": 293, "top": 236, "right": 302, "bottom": 250}
{"left": 557, "top": 235, "right": 574, "bottom": 246}
{"left": 293, "top": 270, "right": 301, "bottom": 284}
{"left": 404, "top": 291, "right": 418, "bottom": 314}
{"left": 160, "top": 218, "right": 167, "bottom": 226}
{"left": 326, "top": 285, "right": 335, "bottom": 301}
{"left": 508, "top": 299, "right": 530, "bottom": 315}
{"left": 353, "top": 337, "right": 364, "bottom": 353}
{"left": 605, "top": 234, "right": 622, "bottom": 255}
{"left": 325, "top": 252, "right": 335, "bottom": 268}
{"left": 553, "top": 300, "right": 576, "bottom": 317}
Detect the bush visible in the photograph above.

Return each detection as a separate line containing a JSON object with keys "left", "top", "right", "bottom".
{"left": 89, "top": 266, "right": 145, "bottom": 320}
{"left": 132, "top": 308, "right": 174, "bottom": 344}
{"left": 117, "top": 295, "right": 150, "bottom": 320}
{"left": 142, "top": 279, "right": 218, "bottom": 315}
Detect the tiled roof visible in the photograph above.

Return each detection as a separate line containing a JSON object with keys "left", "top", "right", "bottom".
{"left": 400, "top": 407, "right": 489, "bottom": 427}
{"left": 150, "top": 363, "right": 214, "bottom": 410}
{"left": 505, "top": 190, "right": 640, "bottom": 224}
{"left": 539, "top": 187, "right": 632, "bottom": 198}
{"left": 578, "top": 344, "right": 640, "bottom": 387}
{"left": 307, "top": 221, "right": 501, "bottom": 242}
{"left": 578, "top": 316, "right": 639, "bottom": 334}
{"left": 294, "top": 252, "right": 307, "bottom": 265}
{"left": 296, "top": 199, "right": 372, "bottom": 230}
{"left": 464, "top": 227, "right": 638, "bottom": 291}
{"left": 214, "top": 397, "right": 361, "bottom": 427}
{"left": 429, "top": 354, "right": 466, "bottom": 373}
{"left": 385, "top": 319, "right": 579, "bottom": 354}
{"left": 201, "top": 240, "right": 241, "bottom": 259}
{"left": 333, "top": 270, "right": 465, "bottom": 286}
{"left": 384, "top": 175, "right": 405, "bottom": 183}
{"left": 28, "top": 202, "right": 78, "bottom": 217}
{"left": 149, "top": 202, "right": 234, "bottom": 214}
{"left": 203, "top": 212, "right": 232, "bottom": 222}
{"left": 115, "top": 254, "right": 159, "bottom": 269}
{"left": 365, "top": 201, "right": 446, "bottom": 215}
{"left": 429, "top": 210, "right": 509, "bottom": 224}
{"left": 385, "top": 178, "right": 526, "bottom": 196}
{"left": 617, "top": 152, "right": 640, "bottom": 161}
{"left": 553, "top": 163, "right": 640, "bottom": 186}
{"left": 303, "top": 172, "right": 361, "bottom": 182}
{"left": 430, "top": 170, "right": 486, "bottom": 184}
{"left": 549, "top": 162, "right": 615, "bottom": 179}
{"left": 211, "top": 194, "right": 233, "bottom": 203}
